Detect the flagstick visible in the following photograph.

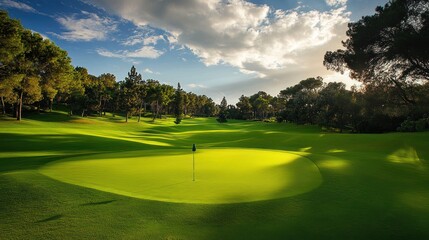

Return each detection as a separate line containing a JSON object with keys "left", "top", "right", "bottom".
{"left": 193, "top": 151, "right": 195, "bottom": 181}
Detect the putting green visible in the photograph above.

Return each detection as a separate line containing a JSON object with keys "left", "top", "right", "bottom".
{"left": 40, "top": 149, "right": 322, "bottom": 204}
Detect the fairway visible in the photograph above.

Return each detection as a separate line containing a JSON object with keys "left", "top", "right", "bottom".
{"left": 1, "top": 115, "right": 429, "bottom": 239}
{"left": 40, "top": 149, "right": 322, "bottom": 204}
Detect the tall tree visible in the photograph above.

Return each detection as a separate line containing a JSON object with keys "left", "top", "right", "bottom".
{"left": 317, "top": 82, "right": 354, "bottom": 132}
{"left": 13, "top": 30, "right": 45, "bottom": 120}
{"left": 158, "top": 83, "right": 174, "bottom": 117}
{"left": 146, "top": 79, "right": 161, "bottom": 120}
{"left": 39, "top": 40, "right": 74, "bottom": 112}
{"left": 249, "top": 91, "right": 273, "bottom": 119}
{"left": 121, "top": 66, "right": 142, "bottom": 122}
{"left": 0, "top": 11, "right": 24, "bottom": 115}
{"left": 278, "top": 77, "right": 323, "bottom": 124}
{"left": 136, "top": 78, "right": 146, "bottom": 122}
{"left": 0, "top": 10, "right": 23, "bottom": 67}
{"left": 97, "top": 73, "right": 116, "bottom": 116}
{"left": 324, "top": 0, "right": 429, "bottom": 105}
{"left": 220, "top": 96, "right": 228, "bottom": 113}
{"left": 174, "top": 82, "right": 184, "bottom": 124}
{"left": 236, "top": 95, "right": 253, "bottom": 120}
{"left": 217, "top": 96, "right": 228, "bottom": 122}
{"left": 0, "top": 74, "right": 21, "bottom": 115}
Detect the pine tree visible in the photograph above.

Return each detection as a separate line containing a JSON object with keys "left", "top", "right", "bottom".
{"left": 174, "top": 82, "right": 184, "bottom": 124}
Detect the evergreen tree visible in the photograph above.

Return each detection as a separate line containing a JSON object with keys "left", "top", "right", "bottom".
{"left": 217, "top": 96, "right": 228, "bottom": 123}
{"left": 122, "top": 66, "right": 142, "bottom": 122}
{"left": 174, "top": 82, "right": 184, "bottom": 124}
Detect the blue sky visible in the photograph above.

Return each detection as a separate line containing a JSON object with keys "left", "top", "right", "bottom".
{"left": 1, "top": 0, "right": 387, "bottom": 103}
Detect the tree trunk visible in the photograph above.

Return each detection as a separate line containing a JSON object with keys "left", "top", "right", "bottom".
{"left": 15, "top": 103, "right": 18, "bottom": 119}
{"left": 49, "top": 99, "right": 53, "bottom": 112}
{"left": 138, "top": 101, "right": 143, "bottom": 122}
{"left": 81, "top": 109, "right": 86, "bottom": 117}
{"left": 1, "top": 96, "right": 5, "bottom": 115}
{"left": 102, "top": 98, "right": 107, "bottom": 116}
{"left": 18, "top": 91, "right": 23, "bottom": 121}
{"left": 156, "top": 100, "right": 159, "bottom": 118}
{"left": 126, "top": 112, "right": 129, "bottom": 123}
{"left": 99, "top": 96, "right": 102, "bottom": 117}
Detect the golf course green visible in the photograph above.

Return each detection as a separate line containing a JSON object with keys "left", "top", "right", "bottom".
{"left": 40, "top": 149, "right": 322, "bottom": 204}
{"left": 1, "top": 112, "right": 429, "bottom": 239}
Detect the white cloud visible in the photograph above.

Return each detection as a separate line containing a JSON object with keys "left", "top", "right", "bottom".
{"left": 97, "top": 46, "right": 163, "bottom": 59}
{"left": 123, "top": 30, "right": 166, "bottom": 46}
{"left": 54, "top": 11, "right": 117, "bottom": 41}
{"left": 143, "top": 68, "right": 153, "bottom": 74}
{"left": 325, "top": 0, "right": 347, "bottom": 7}
{"left": 0, "top": 0, "right": 37, "bottom": 12}
{"left": 144, "top": 68, "right": 160, "bottom": 75}
{"left": 96, "top": 49, "right": 123, "bottom": 58}
{"left": 127, "top": 46, "right": 163, "bottom": 58}
{"left": 88, "top": 0, "right": 351, "bottom": 97}
{"left": 188, "top": 83, "right": 207, "bottom": 89}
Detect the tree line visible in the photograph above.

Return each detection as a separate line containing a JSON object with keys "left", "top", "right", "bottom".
{"left": 225, "top": 0, "right": 429, "bottom": 132}
{"left": 0, "top": 10, "right": 218, "bottom": 121}
{"left": 226, "top": 76, "right": 428, "bottom": 132}
{"left": 1, "top": 0, "right": 428, "bottom": 132}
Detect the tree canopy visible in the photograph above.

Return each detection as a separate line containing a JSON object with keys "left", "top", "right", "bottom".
{"left": 1, "top": 7, "right": 428, "bottom": 132}
{"left": 324, "top": 0, "right": 429, "bottom": 105}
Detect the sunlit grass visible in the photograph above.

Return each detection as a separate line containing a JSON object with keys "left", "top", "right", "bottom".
{"left": 1, "top": 111, "right": 429, "bottom": 239}
{"left": 317, "top": 159, "right": 349, "bottom": 169}
{"left": 40, "top": 149, "right": 322, "bottom": 204}
{"left": 387, "top": 147, "right": 421, "bottom": 164}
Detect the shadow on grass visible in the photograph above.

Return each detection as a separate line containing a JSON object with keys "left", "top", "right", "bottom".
{"left": 35, "top": 214, "right": 63, "bottom": 223}
{"left": 80, "top": 200, "right": 117, "bottom": 206}
{"left": 0, "top": 132, "right": 171, "bottom": 173}
{"left": 24, "top": 111, "right": 76, "bottom": 123}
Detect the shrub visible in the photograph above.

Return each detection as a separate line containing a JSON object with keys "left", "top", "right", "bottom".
{"left": 416, "top": 118, "right": 428, "bottom": 131}
{"left": 174, "top": 116, "right": 182, "bottom": 124}
{"left": 397, "top": 118, "right": 429, "bottom": 132}
{"left": 217, "top": 113, "right": 227, "bottom": 123}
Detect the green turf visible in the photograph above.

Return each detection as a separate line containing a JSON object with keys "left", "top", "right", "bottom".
{"left": 40, "top": 149, "right": 322, "bottom": 204}
{"left": 1, "top": 111, "right": 429, "bottom": 239}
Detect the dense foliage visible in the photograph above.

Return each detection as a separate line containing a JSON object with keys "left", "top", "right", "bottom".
{"left": 322, "top": 0, "right": 429, "bottom": 131}
{"left": 1, "top": 2, "right": 429, "bottom": 132}
{"left": 0, "top": 10, "right": 218, "bottom": 121}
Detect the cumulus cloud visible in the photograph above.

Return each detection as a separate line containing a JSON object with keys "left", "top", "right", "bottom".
{"left": 97, "top": 46, "right": 163, "bottom": 59}
{"left": 325, "top": 0, "right": 347, "bottom": 7}
{"left": 0, "top": 0, "right": 37, "bottom": 13}
{"left": 87, "top": 0, "right": 351, "bottom": 97}
{"left": 53, "top": 11, "right": 118, "bottom": 41}
{"left": 122, "top": 27, "right": 167, "bottom": 46}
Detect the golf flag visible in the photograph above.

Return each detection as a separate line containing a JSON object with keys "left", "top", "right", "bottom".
{"left": 192, "top": 144, "right": 196, "bottom": 181}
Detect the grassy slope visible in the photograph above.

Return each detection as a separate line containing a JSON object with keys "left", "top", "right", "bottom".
{"left": 1, "top": 111, "right": 429, "bottom": 239}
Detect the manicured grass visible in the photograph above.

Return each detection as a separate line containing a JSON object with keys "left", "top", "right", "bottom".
{"left": 1, "top": 111, "right": 429, "bottom": 239}
{"left": 40, "top": 149, "right": 322, "bottom": 204}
